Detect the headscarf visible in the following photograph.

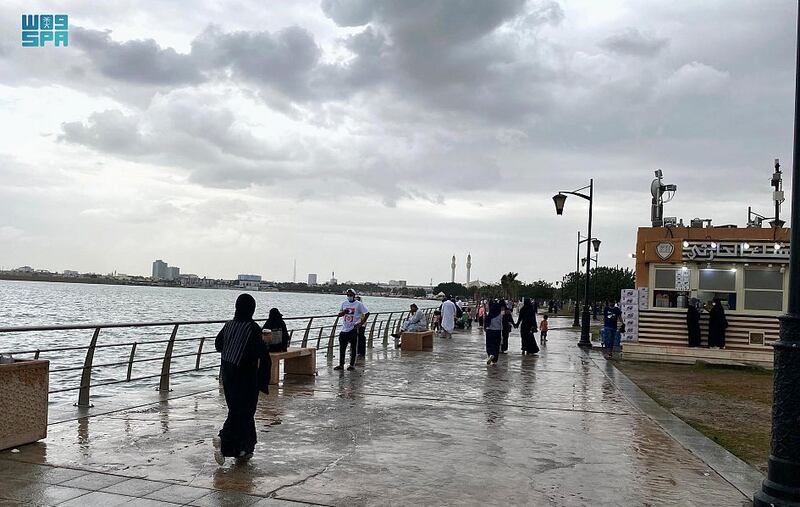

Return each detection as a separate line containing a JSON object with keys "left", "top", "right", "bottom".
{"left": 233, "top": 293, "right": 256, "bottom": 322}
{"left": 487, "top": 299, "right": 504, "bottom": 322}
{"left": 264, "top": 307, "right": 284, "bottom": 329}
{"left": 520, "top": 297, "right": 534, "bottom": 319}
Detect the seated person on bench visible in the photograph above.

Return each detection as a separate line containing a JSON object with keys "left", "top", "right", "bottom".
{"left": 262, "top": 307, "right": 290, "bottom": 352}
{"left": 392, "top": 304, "right": 427, "bottom": 341}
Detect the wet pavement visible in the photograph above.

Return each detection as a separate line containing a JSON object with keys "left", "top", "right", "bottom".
{"left": 0, "top": 317, "right": 753, "bottom": 506}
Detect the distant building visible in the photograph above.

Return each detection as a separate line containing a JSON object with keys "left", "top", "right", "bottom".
{"left": 14, "top": 266, "right": 33, "bottom": 273}
{"left": 166, "top": 266, "right": 180, "bottom": 281}
{"left": 388, "top": 280, "right": 408, "bottom": 288}
{"left": 308, "top": 273, "right": 318, "bottom": 285}
{"left": 152, "top": 260, "right": 168, "bottom": 280}
{"left": 329, "top": 271, "right": 337, "bottom": 285}
{"left": 62, "top": 270, "right": 79, "bottom": 277}
{"left": 238, "top": 274, "right": 261, "bottom": 290}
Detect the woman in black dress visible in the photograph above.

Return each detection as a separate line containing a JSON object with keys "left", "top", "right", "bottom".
{"left": 262, "top": 307, "right": 290, "bottom": 352}
{"left": 686, "top": 299, "right": 702, "bottom": 347}
{"left": 213, "top": 294, "right": 270, "bottom": 465}
{"left": 708, "top": 298, "right": 728, "bottom": 348}
{"left": 515, "top": 298, "right": 540, "bottom": 355}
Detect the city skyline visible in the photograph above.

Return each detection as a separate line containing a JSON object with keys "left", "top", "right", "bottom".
{"left": 0, "top": 1, "right": 794, "bottom": 285}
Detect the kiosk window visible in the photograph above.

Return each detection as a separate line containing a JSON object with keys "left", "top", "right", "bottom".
{"left": 653, "top": 268, "right": 689, "bottom": 308}
{"left": 699, "top": 269, "right": 737, "bottom": 310}
{"left": 744, "top": 269, "right": 784, "bottom": 311}
{"left": 699, "top": 269, "right": 736, "bottom": 292}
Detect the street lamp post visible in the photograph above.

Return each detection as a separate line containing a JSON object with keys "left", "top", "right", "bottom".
{"left": 553, "top": 179, "right": 595, "bottom": 348}
{"left": 574, "top": 233, "right": 601, "bottom": 327}
{"left": 754, "top": 3, "right": 800, "bottom": 505}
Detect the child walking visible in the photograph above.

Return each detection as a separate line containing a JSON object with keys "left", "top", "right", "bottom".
{"left": 539, "top": 314, "right": 549, "bottom": 344}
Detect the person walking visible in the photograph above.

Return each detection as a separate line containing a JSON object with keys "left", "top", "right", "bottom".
{"left": 355, "top": 295, "right": 368, "bottom": 358}
{"left": 484, "top": 299, "right": 504, "bottom": 365}
{"left": 539, "top": 314, "right": 549, "bottom": 344}
{"left": 262, "top": 307, "right": 290, "bottom": 352}
{"left": 335, "top": 289, "right": 369, "bottom": 371}
{"left": 477, "top": 302, "right": 486, "bottom": 330}
{"left": 686, "top": 298, "right": 702, "bottom": 347}
{"left": 514, "top": 297, "right": 539, "bottom": 355}
{"left": 213, "top": 294, "right": 270, "bottom": 465}
{"left": 708, "top": 298, "right": 728, "bottom": 349}
{"left": 440, "top": 296, "right": 457, "bottom": 339}
{"left": 602, "top": 302, "right": 621, "bottom": 359}
{"left": 501, "top": 301, "right": 513, "bottom": 353}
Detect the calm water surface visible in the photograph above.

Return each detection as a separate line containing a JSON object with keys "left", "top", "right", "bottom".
{"left": 0, "top": 280, "right": 428, "bottom": 402}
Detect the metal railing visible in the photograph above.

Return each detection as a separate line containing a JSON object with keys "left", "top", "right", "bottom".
{"left": 0, "top": 308, "right": 436, "bottom": 407}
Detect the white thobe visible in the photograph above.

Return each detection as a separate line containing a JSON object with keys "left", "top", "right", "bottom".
{"left": 441, "top": 300, "right": 456, "bottom": 332}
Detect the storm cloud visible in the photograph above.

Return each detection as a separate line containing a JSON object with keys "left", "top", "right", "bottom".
{"left": 0, "top": 0, "right": 797, "bottom": 284}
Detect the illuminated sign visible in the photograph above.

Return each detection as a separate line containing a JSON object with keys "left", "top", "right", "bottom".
{"left": 682, "top": 241, "right": 789, "bottom": 261}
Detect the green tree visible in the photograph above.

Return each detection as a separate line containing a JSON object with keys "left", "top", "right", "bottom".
{"left": 500, "top": 272, "right": 521, "bottom": 299}
{"left": 560, "top": 266, "right": 635, "bottom": 306}
{"left": 519, "top": 280, "right": 555, "bottom": 301}
{"left": 433, "top": 282, "right": 469, "bottom": 298}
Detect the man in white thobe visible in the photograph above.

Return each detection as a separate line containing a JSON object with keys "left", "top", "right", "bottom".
{"left": 392, "top": 304, "right": 428, "bottom": 348}
{"left": 440, "top": 297, "right": 457, "bottom": 339}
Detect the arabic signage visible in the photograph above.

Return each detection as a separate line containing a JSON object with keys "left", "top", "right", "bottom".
{"left": 682, "top": 241, "right": 790, "bottom": 262}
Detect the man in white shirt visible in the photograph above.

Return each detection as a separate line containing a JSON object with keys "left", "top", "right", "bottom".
{"left": 335, "top": 289, "right": 369, "bottom": 371}
{"left": 391, "top": 304, "right": 427, "bottom": 347}
{"left": 440, "top": 296, "right": 457, "bottom": 339}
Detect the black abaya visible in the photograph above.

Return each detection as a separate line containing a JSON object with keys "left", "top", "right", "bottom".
{"left": 708, "top": 302, "right": 728, "bottom": 348}
{"left": 515, "top": 300, "right": 539, "bottom": 354}
{"left": 687, "top": 306, "right": 701, "bottom": 347}
{"left": 215, "top": 294, "right": 270, "bottom": 458}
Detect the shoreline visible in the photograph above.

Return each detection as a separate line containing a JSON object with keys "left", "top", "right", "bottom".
{"left": 0, "top": 274, "right": 435, "bottom": 299}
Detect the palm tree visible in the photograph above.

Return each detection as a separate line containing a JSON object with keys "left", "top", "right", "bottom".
{"left": 500, "top": 272, "right": 520, "bottom": 300}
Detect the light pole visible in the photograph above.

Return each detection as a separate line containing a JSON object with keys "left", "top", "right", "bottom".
{"left": 553, "top": 180, "right": 596, "bottom": 348}
{"left": 574, "top": 233, "right": 601, "bottom": 327}
{"left": 754, "top": 4, "right": 800, "bottom": 505}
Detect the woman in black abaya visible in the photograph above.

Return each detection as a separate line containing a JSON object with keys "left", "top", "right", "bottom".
{"left": 515, "top": 297, "right": 540, "bottom": 355}
{"left": 686, "top": 298, "right": 702, "bottom": 347}
{"left": 708, "top": 298, "right": 728, "bottom": 349}
{"left": 262, "top": 307, "right": 290, "bottom": 352}
{"left": 213, "top": 294, "right": 270, "bottom": 465}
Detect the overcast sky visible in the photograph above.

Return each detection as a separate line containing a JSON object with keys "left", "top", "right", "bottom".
{"left": 0, "top": 1, "right": 796, "bottom": 285}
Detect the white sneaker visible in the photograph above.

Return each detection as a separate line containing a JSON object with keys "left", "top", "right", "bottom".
{"left": 212, "top": 436, "right": 225, "bottom": 466}
{"left": 486, "top": 355, "right": 493, "bottom": 365}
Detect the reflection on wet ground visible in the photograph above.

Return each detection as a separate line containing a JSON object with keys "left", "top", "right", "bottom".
{"left": 0, "top": 317, "right": 751, "bottom": 506}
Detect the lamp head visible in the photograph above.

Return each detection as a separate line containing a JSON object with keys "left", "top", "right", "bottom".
{"left": 553, "top": 193, "right": 567, "bottom": 215}
{"left": 591, "top": 238, "right": 601, "bottom": 252}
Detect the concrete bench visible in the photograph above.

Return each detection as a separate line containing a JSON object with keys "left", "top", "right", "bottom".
{"left": 269, "top": 347, "right": 316, "bottom": 385}
{"left": 400, "top": 331, "right": 433, "bottom": 351}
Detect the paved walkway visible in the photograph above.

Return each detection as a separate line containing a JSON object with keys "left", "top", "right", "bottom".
{"left": 0, "top": 317, "right": 754, "bottom": 506}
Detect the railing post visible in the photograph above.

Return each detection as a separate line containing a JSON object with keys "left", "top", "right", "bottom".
{"left": 158, "top": 324, "right": 179, "bottom": 392}
{"left": 288, "top": 329, "right": 295, "bottom": 347}
{"left": 126, "top": 342, "right": 137, "bottom": 381}
{"left": 367, "top": 314, "right": 378, "bottom": 348}
{"left": 383, "top": 313, "right": 393, "bottom": 346}
{"left": 34, "top": 349, "right": 40, "bottom": 360}
{"left": 326, "top": 316, "right": 340, "bottom": 358}
{"left": 395, "top": 312, "right": 406, "bottom": 334}
{"left": 76, "top": 327, "right": 101, "bottom": 407}
{"left": 195, "top": 337, "right": 205, "bottom": 370}
{"left": 317, "top": 327, "right": 324, "bottom": 350}
{"left": 301, "top": 317, "right": 314, "bottom": 347}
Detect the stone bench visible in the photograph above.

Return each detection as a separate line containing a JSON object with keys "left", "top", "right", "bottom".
{"left": 269, "top": 347, "right": 316, "bottom": 385}
{"left": 400, "top": 331, "right": 433, "bottom": 351}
